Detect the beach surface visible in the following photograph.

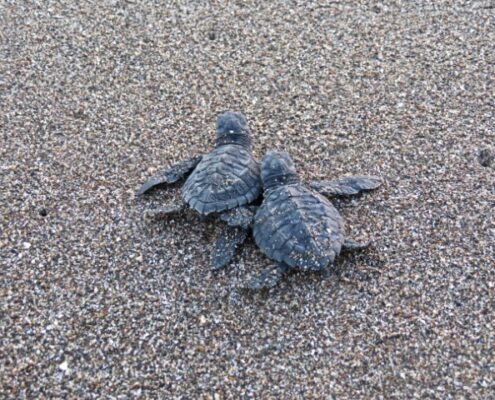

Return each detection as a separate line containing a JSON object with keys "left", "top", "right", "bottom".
{"left": 1, "top": 1, "right": 494, "bottom": 398}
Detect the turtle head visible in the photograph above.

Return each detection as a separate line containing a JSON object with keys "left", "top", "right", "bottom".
{"left": 215, "top": 111, "right": 252, "bottom": 148}
{"left": 216, "top": 111, "right": 249, "bottom": 136}
{"left": 261, "top": 151, "right": 299, "bottom": 189}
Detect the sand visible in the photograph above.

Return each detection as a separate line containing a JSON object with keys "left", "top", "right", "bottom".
{"left": 1, "top": 1, "right": 494, "bottom": 398}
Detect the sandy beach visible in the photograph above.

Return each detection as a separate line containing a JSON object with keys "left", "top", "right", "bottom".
{"left": 1, "top": 1, "right": 494, "bottom": 398}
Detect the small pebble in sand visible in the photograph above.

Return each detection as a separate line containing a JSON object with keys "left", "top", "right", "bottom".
{"left": 478, "top": 148, "right": 494, "bottom": 168}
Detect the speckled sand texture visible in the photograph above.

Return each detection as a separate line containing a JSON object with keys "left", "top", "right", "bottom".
{"left": 1, "top": 1, "right": 494, "bottom": 398}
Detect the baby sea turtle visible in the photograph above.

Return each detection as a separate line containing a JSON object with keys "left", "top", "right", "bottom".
{"left": 245, "top": 150, "right": 382, "bottom": 289}
{"left": 137, "top": 111, "right": 261, "bottom": 268}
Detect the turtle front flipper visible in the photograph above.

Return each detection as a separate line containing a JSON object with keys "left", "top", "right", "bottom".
{"left": 309, "top": 176, "right": 382, "bottom": 197}
{"left": 341, "top": 238, "right": 370, "bottom": 252}
{"left": 143, "top": 204, "right": 186, "bottom": 222}
{"left": 211, "top": 226, "right": 248, "bottom": 270}
{"left": 137, "top": 156, "right": 203, "bottom": 195}
{"left": 244, "top": 262, "right": 289, "bottom": 290}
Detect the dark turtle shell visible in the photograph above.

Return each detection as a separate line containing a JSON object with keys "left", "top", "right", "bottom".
{"left": 182, "top": 144, "right": 261, "bottom": 215}
{"left": 253, "top": 183, "right": 344, "bottom": 271}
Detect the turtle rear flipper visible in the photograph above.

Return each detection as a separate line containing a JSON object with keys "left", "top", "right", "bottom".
{"left": 219, "top": 205, "right": 257, "bottom": 229}
{"left": 211, "top": 226, "right": 248, "bottom": 270}
{"left": 244, "top": 262, "right": 289, "bottom": 290}
{"left": 137, "top": 156, "right": 203, "bottom": 195}
{"left": 310, "top": 176, "right": 381, "bottom": 197}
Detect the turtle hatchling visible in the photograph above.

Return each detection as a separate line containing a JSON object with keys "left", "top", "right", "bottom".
{"left": 244, "top": 150, "right": 382, "bottom": 289}
{"left": 137, "top": 111, "right": 261, "bottom": 268}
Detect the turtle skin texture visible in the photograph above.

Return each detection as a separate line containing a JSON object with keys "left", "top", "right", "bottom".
{"left": 253, "top": 183, "right": 345, "bottom": 271}
{"left": 182, "top": 144, "right": 261, "bottom": 215}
